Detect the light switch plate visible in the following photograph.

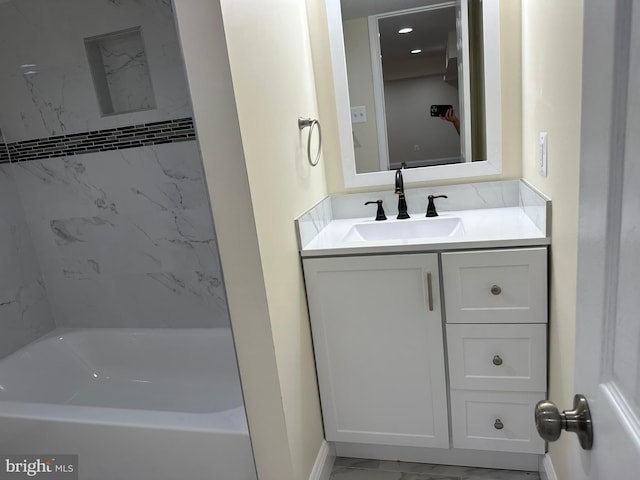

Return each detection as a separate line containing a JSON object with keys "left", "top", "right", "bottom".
{"left": 539, "top": 132, "right": 548, "bottom": 177}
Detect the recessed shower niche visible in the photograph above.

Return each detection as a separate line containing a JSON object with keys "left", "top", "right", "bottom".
{"left": 85, "top": 27, "right": 157, "bottom": 116}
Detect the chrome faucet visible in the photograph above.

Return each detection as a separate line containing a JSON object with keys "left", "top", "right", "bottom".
{"left": 394, "top": 167, "right": 410, "bottom": 219}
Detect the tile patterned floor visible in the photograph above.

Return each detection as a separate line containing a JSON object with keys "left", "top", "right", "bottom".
{"left": 330, "top": 457, "right": 541, "bottom": 480}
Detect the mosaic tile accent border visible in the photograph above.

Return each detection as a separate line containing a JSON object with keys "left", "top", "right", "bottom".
{"left": 0, "top": 129, "right": 9, "bottom": 164}
{"left": 0, "top": 118, "right": 195, "bottom": 163}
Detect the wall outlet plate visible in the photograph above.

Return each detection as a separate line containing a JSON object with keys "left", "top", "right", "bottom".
{"left": 351, "top": 105, "right": 366, "bottom": 124}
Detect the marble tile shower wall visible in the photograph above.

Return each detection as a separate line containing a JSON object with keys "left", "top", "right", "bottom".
{"left": 0, "top": 164, "right": 56, "bottom": 358}
{"left": 0, "top": 0, "right": 230, "bottom": 330}
{"left": 11, "top": 142, "right": 229, "bottom": 329}
{"left": 0, "top": 0, "right": 191, "bottom": 142}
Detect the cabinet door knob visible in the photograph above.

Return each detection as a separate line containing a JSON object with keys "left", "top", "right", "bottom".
{"left": 492, "top": 355, "right": 503, "bottom": 366}
{"left": 490, "top": 284, "right": 502, "bottom": 295}
{"left": 494, "top": 419, "right": 504, "bottom": 430}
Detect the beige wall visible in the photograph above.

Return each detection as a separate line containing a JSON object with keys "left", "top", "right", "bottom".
{"left": 383, "top": 54, "right": 446, "bottom": 81}
{"left": 314, "top": 0, "right": 522, "bottom": 193}
{"left": 174, "top": 0, "right": 327, "bottom": 479}
{"left": 521, "top": 1, "right": 584, "bottom": 479}
{"left": 343, "top": 18, "right": 381, "bottom": 173}
{"left": 218, "top": 0, "right": 328, "bottom": 479}
{"left": 385, "top": 75, "right": 461, "bottom": 164}
{"left": 175, "top": 1, "right": 583, "bottom": 479}
{"left": 172, "top": 2, "right": 291, "bottom": 479}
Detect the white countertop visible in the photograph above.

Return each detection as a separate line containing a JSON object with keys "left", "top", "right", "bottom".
{"left": 300, "top": 207, "right": 550, "bottom": 257}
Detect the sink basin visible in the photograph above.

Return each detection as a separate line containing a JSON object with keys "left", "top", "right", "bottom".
{"left": 344, "top": 217, "right": 464, "bottom": 242}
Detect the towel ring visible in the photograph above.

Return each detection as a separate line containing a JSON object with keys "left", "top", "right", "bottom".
{"left": 298, "top": 117, "right": 322, "bottom": 167}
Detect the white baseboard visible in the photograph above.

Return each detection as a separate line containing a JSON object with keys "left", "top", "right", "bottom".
{"left": 309, "top": 440, "right": 335, "bottom": 480}
{"left": 539, "top": 454, "right": 558, "bottom": 480}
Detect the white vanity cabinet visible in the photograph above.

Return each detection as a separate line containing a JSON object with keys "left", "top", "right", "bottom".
{"left": 302, "top": 253, "right": 450, "bottom": 448}
{"left": 442, "top": 248, "right": 548, "bottom": 454}
{"left": 303, "top": 246, "right": 548, "bottom": 458}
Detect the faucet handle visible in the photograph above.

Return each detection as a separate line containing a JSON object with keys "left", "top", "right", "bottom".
{"left": 365, "top": 200, "right": 387, "bottom": 221}
{"left": 426, "top": 195, "right": 448, "bottom": 217}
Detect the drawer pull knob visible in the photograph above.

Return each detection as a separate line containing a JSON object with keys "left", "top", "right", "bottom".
{"left": 494, "top": 419, "right": 504, "bottom": 430}
{"left": 492, "top": 355, "right": 503, "bottom": 366}
{"left": 490, "top": 285, "right": 502, "bottom": 295}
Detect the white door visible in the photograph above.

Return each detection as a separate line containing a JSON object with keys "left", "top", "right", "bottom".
{"left": 564, "top": 0, "right": 640, "bottom": 477}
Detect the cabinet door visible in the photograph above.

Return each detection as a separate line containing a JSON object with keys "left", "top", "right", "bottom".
{"left": 303, "top": 254, "right": 449, "bottom": 448}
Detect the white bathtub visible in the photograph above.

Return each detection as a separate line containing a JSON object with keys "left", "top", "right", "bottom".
{"left": 0, "top": 328, "right": 257, "bottom": 480}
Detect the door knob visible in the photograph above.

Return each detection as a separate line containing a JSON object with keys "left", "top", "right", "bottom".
{"left": 534, "top": 394, "right": 593, "bottom": 450}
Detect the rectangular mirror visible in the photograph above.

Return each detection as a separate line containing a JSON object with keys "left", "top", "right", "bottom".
{"left": 327, "top": 0, "right": 502, "bottom": 188}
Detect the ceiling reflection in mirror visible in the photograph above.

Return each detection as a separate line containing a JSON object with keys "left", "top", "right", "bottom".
{"left": 341, "top": 0, "right": 486, "bottom": 174}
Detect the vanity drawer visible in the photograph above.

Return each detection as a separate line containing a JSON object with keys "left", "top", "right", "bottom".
{"left": 450, "top": 390, "right": 546, "bottom": 454}
{"left": 441, "top": 248, "right": 548, "bottom": 324}
{"left": 447, "top": 324, "right": 547, "bottom": 392}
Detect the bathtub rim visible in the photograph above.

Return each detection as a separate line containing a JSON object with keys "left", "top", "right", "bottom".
{"left": 0, "top": 327, "right": 249, "bottom": 435}
{"left": 0, "top": 399, "right": 249, "bottom": 434}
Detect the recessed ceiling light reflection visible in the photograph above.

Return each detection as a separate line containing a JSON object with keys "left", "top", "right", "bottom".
{"left": 410, "top": 49, "right": 422, "bottom": 54}
{"left": 398, "top": 27, "right": 413, "bottom": 34}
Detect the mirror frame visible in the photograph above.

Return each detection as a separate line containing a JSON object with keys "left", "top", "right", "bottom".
{"left": 327, "top": 0, "right": 502, "bottom": 188}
